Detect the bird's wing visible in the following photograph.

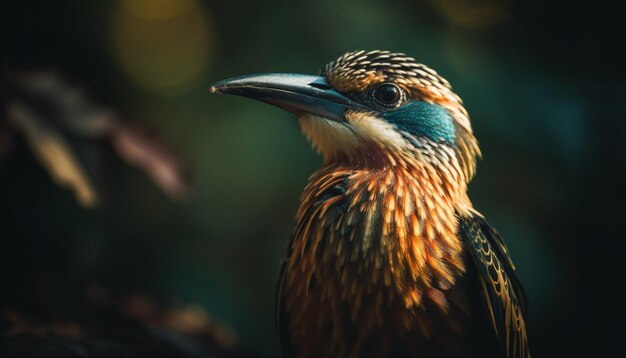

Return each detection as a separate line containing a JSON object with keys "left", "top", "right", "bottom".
{"left": 458, "top": 214, "right": 529, "bottom": 358}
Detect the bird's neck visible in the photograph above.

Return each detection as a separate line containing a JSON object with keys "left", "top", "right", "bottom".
{"left": 287, "top": 151, "right": 474, "bottom": 312}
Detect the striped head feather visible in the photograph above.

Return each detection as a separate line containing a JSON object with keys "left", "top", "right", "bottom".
{"left": 300, "top": 50, "right": 481, "bottom": 183}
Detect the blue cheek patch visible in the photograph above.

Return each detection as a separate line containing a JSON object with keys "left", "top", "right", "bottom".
{"left": 381, "top": 101, "right": 456, "bottom": 144}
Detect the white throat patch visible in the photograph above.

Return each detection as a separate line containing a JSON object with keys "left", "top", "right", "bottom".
{"left": 298, "top": 112, "right": 412, "bottom": 161}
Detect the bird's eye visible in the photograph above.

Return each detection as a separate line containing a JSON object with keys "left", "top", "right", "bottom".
{"left": 372, "top": 83, "right": 402, "bottom": 107}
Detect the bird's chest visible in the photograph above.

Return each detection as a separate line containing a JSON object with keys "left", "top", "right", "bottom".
{"left": 281, "top": 169, "right": 467, "bottom": 357}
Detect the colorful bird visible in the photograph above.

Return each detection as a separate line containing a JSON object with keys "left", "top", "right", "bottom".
{"left": 210, "top": 50, "right": 529, "bottom": 358}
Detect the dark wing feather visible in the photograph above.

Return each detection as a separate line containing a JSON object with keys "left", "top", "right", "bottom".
{"left": 459, "top": 214, "right": 530, "bottom": 358}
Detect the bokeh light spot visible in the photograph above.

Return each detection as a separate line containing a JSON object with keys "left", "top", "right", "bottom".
{"left": 430, "top": 0, "right": 511, "bottom": 29}
{"left": 112, "top": 0, "right": 214, "bottom": 96}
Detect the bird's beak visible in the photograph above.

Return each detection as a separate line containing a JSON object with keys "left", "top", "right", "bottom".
{"left": 209, "top": 74, "right": 366, "bottom": 122}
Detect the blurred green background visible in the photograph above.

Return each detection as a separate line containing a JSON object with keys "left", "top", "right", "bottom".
{"left": 1, "top": 0, "right": 625, "bottom": 356}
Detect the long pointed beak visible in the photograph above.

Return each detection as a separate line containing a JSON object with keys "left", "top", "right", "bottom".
{"left": 209, "top": 73, "right": 366, "bottom": 122}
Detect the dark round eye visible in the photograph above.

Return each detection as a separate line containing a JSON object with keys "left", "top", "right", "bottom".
{"left": 373, "top": 83, "right": 402, "bottom": 106}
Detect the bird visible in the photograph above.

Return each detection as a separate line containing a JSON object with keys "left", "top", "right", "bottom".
{"left": 210, "top": 50, "right": 529, "bottom": 358}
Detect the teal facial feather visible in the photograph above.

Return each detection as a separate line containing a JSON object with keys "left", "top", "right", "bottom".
{"left": 382, "top": 101, "right": 456, "bottom": 144}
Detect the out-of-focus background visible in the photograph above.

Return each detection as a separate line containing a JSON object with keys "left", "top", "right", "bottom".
{"left": 1, "top": 0, "right": 624, "bottom": 356}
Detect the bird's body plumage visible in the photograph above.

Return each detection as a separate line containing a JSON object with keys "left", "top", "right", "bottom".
{"left": 211, "top": 50, "right": 529, "bottom": 358}
{"left": 278, "top": 162, "right": 470, "bottom": 357}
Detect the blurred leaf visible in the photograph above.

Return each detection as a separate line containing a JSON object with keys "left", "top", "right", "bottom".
{"left": 3, "top": 72, "right": 188, "bottom": 207}
{"left": 8, "top": 103, "right": 98, "bottom": 207}
{"left": 110, "top": 123, "right": 188, "bottom": 199}
{"left": 10, "top": 73, "right": 114, "bottom": 137}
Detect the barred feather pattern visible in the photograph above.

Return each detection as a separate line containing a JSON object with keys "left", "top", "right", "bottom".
{"left": 459, "top": 216, "right": 529, "bottom": 358}
{"left": 279, "top": 140, "right": 474, "bottom": 357}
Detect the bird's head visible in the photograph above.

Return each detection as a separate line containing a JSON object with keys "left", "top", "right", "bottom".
{"left": 210, "top": 50, "right": 480, "bottom": 182}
